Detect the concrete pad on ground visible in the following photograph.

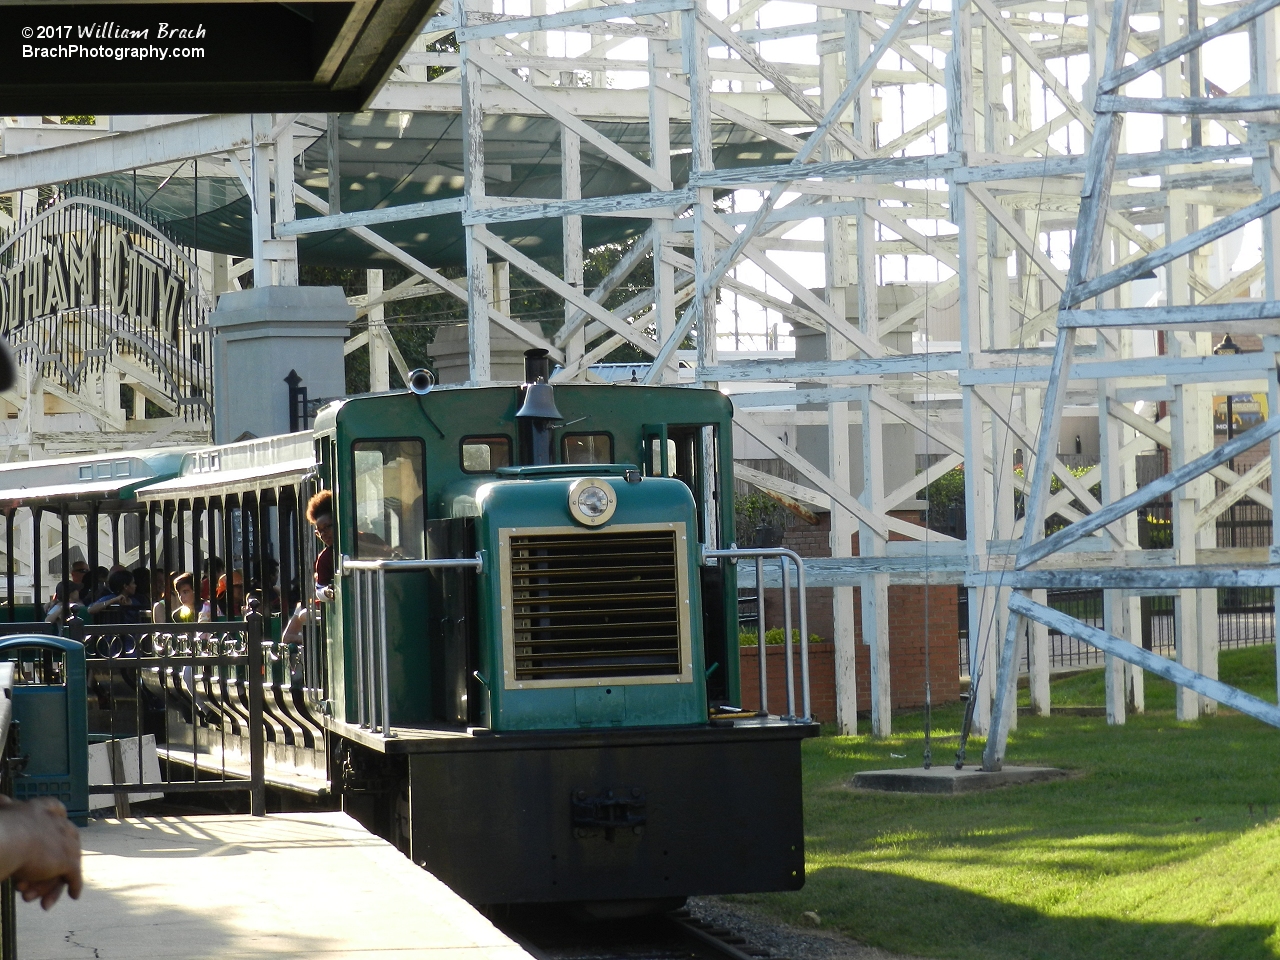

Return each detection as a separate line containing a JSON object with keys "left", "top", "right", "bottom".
{"left": 851, "top": 765, "right": 1068, "bottom": 794}
{"left": 20, "top": 811, "right": 534, "bottom": 960}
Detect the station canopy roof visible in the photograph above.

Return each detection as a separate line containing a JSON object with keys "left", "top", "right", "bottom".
{"left": 0, "top": 1, "right": 441, "bottom": 114}
{"left": 85, "top": 111, "right": 798, "bottom": 269}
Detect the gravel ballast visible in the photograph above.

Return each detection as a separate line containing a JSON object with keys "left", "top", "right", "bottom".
{"left": 687, "top": 897, "right": 924, "bottom": 960}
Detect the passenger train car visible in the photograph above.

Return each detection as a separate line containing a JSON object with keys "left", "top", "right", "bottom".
{"left": 0, "top": 351, "right": 816, "bottom": 910}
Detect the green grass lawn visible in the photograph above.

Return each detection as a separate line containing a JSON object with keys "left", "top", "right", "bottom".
{"left": 729, "top": 645, "right": 1280, "bottom": 960}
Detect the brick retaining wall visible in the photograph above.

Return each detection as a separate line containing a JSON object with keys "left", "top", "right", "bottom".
{"left": 742, "top": 509, "right": 961, "bottom": 716}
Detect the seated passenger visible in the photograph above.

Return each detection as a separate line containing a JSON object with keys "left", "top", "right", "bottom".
{"left": 131, "top": 566, "right": 153, "bottom": 612}
{"left": 307, "top": 490, "right": 335, "bottom": 602}
{"left": 214, "top": 571, "right": 244, "bottom": 618}
{"left": 44, "top": 581, "right": 85, "bottom": 627}
{"left": 163, "top": 572, "right": 199, "bottom": 624}
{"left": 281, "top": 602, "right": 310, "bottom": 645}
{"left": 89, "top": 569, "right": 144, "bottom": 624}
{"left": 82, "top": 566, "right": 111, "bottom": 604}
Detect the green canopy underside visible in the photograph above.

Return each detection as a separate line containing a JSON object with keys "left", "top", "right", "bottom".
{"left": 90, "top": 111, "right": 798, "bottom": 269}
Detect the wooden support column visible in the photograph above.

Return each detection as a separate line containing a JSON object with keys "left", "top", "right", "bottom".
{"left": 1194, "top": 334, "right": 1219, "bottom": 717}
{"left": 563, "top": 129, "right": 585, "bottom": 371}
{"left": 250, "top": 114, "right": 273, "bottom": 287}
{"left": 650, "top": 39, "right": 676, "bottom": 384}
{"left": 839, "top": 3, "right": 890, "bottom": 735}
{"left": 274, "top": 120, "right": 299, "bottom": 286}
{"left": 952, "top": 0, "right": 994, "bottom": 735}
{"left": 1255, "top": 6, "right": 1280, "bottom": 707}
{"left": 326, "top": 114, "right": 342, "bottom": 216}
{"left": 1023, "top": 386, "right": 1052, "bottom": 715}
{"left": 984, "top": 17, "right": 1017, "bottom": 737}
{"left": 368, "top": 269, "right": 389, "bottom": 392}
{"left": 818, "top": 4, "right": 855, "bottom": 736}
{"left": 1157, "top": 3, "right": 1201, "bottom": 721}
{"left": 1084, "top": 0, "right": 1125, "bottom": 726}
{"left": 459, "top": 0, "right": 492, "bottom": 384}
{"left": 685, "top": 2, "right": 717, "bottom": 378}
{"left": 1099, "top": 305, "right": 1128, "bottom": 723}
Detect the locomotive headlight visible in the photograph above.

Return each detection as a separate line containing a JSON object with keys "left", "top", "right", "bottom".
{"left": 568, "top": 478, "right": 617, "bottom": 526}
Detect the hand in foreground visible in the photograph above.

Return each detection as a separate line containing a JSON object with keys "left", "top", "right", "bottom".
{"left": 0, "top": 796, "right": 83, "bottom": 910}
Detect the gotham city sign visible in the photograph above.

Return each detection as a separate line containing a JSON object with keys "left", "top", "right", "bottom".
{"left": 0, "top": 231, "right": 185, "bottom": 340}
{"left": 0, "top": 191, "right": 211, "bottom": 419}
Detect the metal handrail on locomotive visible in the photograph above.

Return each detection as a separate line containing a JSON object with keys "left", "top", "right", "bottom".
{"left": 0, "top": 349, "right": 818, "bottom": 911}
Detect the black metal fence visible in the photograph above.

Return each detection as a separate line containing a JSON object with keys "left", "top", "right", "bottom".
{"left": 70, "top": 612, "right": 268, "bottom": 815}
{"left": 959, "top": 584, "right": 1275, "bottom": 677}
{"left": 956, "top": 476, "right": 1277, "bottom": 677}
{"left": 0, "top": 611, "right": 271, "bottom": 815}
{"left": 0, "top": 609, "right": 285, "bottom": 956}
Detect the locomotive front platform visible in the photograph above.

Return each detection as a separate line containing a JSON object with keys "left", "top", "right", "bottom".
{"left": 330, "top": 715, "right": 818, "bottom": 905}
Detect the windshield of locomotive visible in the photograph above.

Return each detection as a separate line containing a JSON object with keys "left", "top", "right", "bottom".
{"left": 353, "top": 440, "right": 426, "bottom": 559}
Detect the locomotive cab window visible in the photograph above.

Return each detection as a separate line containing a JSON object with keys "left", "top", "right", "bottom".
{"left": 562, "top": 432, "right": 613, "bottom": 465}
{"left": 353, "top": 440, "right": 425, "bottom": 559}
{"left": 461, "top": 436, "right": 512, "bottom": 473}
{"left": 646, "top": 424, "right": 722, "bottom": 548}
{"left": 649, "top": 438, "right": 678, "bottom": 477}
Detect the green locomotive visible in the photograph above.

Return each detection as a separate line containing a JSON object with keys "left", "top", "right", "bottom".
{"left": 1, "top": 350, "right": 817, "bottom": 910}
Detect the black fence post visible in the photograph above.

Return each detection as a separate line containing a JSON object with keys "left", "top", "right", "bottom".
{"left": 66, "top": 615, "right": 86, "bottom": 648}
{"left": 284, "top": 370, "right": 308, "bottom": 434}
{"left": 246, "top": 600, "right": 266, "bottom": 817}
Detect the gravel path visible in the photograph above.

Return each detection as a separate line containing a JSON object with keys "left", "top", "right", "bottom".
{"left": 687, "top": 897, "right": 925, "bottom": 960}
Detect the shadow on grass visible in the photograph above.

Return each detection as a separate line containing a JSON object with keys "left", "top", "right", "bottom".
{"left": 795, "top": 865, "right": 1277, "bottom": 960}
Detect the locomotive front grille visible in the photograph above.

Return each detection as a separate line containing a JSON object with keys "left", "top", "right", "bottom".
{"left": 499, "top": 523, "right": 692, "bottom": 688}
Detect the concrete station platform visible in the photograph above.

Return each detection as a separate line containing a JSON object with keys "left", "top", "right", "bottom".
{"left": 20, "top": 812, "right": 535, "bottom": 960}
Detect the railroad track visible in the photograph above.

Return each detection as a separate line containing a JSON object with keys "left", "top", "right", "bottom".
{"left": 492, "top": 906, "right": 787, "bottom": 960}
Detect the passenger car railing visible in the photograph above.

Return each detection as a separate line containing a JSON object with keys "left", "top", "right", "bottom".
{"left": 704, "top": 545, "right": 814, "bottom": 723}
{"left": 340, "top": 554, "right": 484, "bottom": 737}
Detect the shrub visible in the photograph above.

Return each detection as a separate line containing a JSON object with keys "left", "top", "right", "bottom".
{"left": 739, "top": 627, "right": 824, "bottom": 646}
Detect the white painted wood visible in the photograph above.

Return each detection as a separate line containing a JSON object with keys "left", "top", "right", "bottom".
{"left": 277, "top": 197, "right": 468, "bottom": 236}
{"left": 250, "top": 119, "right": 273, "bottom": 287}
{"left": 734, "top": 411, "right": 889, "bottom": 538}
{"left": 455, "top": 0, "right": 691, "bottom": 41}
{"left": 469, "top": 51, "right": 674, "bottom": 192}
{"left": 294, "top": 186, "right": 564, "bottom": 360}
{"left": 475, "top": 228, "right": 658, "bottom": 357}
{"left": 1020, "top": 415, "right": 1280, "bottom": 568}
{"left": 1102, "top": 0, "right": 1280, "bottom": 92}
{"left": 0, "top": 115, "right": 260, "bottom": 194}
{"left": 460, "top": 0, "right": 492, "bottom": 385}
{"left": 273, "top": 122, "right": 299, "bottom": 287}
{"left": 368, "top": 270, "right": 389, "bottom": 393}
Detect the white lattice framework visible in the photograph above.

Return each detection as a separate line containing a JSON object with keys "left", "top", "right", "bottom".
{"left": 4, "top": 0, "right": 1280, "bottom": 749}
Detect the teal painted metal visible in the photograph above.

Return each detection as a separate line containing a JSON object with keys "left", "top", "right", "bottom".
{"left": 324, "top": 382, "right": 737, "bottom": 731}
{"left": 474, "top": 474, "right": 707, "bottom": 731}
{"left": 0, "top": 381, "right": 743, "bottom": 739}
{"left": 0, "top": 636, "right": 88, "bottom": 824}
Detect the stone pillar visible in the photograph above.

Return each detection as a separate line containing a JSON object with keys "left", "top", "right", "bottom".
{"left": 210, "top": 286, "right": 353, "bottom": 443}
